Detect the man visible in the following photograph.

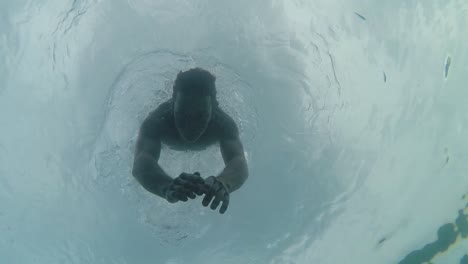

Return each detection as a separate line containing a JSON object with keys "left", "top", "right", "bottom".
{"left": 132, "top": 68, "right": 248, "bottom": 214}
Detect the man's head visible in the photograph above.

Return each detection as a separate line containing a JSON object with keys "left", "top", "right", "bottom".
{"left": 172, "top": 68, "right": 218, "bottom": 143}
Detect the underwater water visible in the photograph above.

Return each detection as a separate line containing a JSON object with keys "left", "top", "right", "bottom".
{"left": 0, "top": 0, "right": 467, "bottom": 263}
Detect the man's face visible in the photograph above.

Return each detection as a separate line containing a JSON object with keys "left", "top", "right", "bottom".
{"left": 174, "top": 92, "right": 212, "bottom": 143}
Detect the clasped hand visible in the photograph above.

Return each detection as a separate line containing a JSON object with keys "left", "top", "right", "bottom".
{"left": 165, "top": 172, "right": 230, "bottom": 214}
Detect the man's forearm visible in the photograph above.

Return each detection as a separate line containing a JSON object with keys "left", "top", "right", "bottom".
{"left": 132, "top": 154, "right": 173, "bottom": 199}
{"left": 217, "top": 156, "right": 248, "bottom": 193}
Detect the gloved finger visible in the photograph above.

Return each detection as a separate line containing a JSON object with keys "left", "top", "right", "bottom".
{"left": 177, "top": 182, "right": 201, "bottom": 196}
{"left": 182, "top": 180, "right": 204, "bottom": 190}
{"left": 178, "top": 172, "right": 192, "bottom": 178}
{"left": 181, "top": 181, "right": 205, "bottom": 196}
{"left": 202, "top": 176, "right": 215, "bottom": 190}
{"left": 182, "top": 181, "right": 196, "bottom": 189}
{"left": 181, "top": 186, "right": 197, "bottom": 199}
{"left": 172, "top": 191, "right": 187, "bottom": 202}
{"left": 219, "top": 194, "right": 229, "bottom": 214}
{"left": 188, "top": 185, "right": 205, "bottom": 196}
{"left": 202, "top": 192, "right": 214, "bottom": 207}
{"left": 210, "top": 194, "right": 222, "bottom": 210}
{"left": 173, "top": 185, "right": 193, "bottom": 199}
{"left": 181, "top": 173, "right": 205, "bottom": 185}
{"left": 211, "top": 189, "right": 226, "bottom": 210}
{"left": 180, "top": 173, "right": 194, "bottom": 181}
{"left": 176, "top": 194, "right": 188, "bottom": 202}
{"left": 193, "top": 187, "right": 204, "bottom": 196}
{"left": 173, "top": 177, "right": 187, "bottom": 186}
{"left": 191, "top": 173, "right": 205, "bottom": 184}
{"left": 202, "top": 175, "right": 217, "bottom": 191}
{"left": 187, "top": 191, "right": 196, "bottom": 199}
{"left": 200, "top": 184, "right": 212, "bottom": 194}
{"left": 205, "top": 176, "right": 216, "bottom": 185}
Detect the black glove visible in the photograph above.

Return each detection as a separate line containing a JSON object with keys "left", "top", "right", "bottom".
{"left": 202, "top": 176, "right": 230, "bottom": 214}
{"left": 165, "top": 172, "right": 205, "bottom": 203}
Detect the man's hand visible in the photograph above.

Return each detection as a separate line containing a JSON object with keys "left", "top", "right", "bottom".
{"left": 202, "top": 176, "right": 230, "bottom": 214}
{"left": 165, "top": 172, "right": 205, "bottom": 203}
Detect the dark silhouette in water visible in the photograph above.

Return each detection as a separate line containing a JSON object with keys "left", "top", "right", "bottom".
{"left": 132, "top": 68, "right": 248, "bottom": 214}
{"left": 354, "top": 12, "right": 366, "bottom": 21}
{"left": 399, "top": 197, "right": 468, "bottom": 264}
{"left": 445, "top": 56, "right": 452, "bottom": 79}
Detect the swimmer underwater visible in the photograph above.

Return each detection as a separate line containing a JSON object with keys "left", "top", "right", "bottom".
{"left": 132, "top": 68, "right": 249, "bottom": 214}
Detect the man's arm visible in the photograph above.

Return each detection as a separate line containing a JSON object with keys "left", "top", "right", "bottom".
{"left": 217, "top": 137, "right": 249, "bottom": 193}
{"left": 132, "top": 118, "right": 173, "bottom": 199}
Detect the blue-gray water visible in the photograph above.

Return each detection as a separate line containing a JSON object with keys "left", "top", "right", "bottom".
{"left": 1, "top": 1, "right": 467, "bottom": 263}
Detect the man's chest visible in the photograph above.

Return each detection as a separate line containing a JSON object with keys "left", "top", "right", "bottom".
{"left": 159, "top": 122, "right": 220, "bottom": 151}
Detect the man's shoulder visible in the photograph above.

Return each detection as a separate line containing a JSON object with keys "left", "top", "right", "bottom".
{"left": 140, "top": 100, "right": 173, "bottom": 136}
{"left": 212, "top": 108, "right": 239, "bottom": 139}
{"left": 145, "top": 100, "right": 172, "bottom": 121}
{"left": 213, "top": 108, "right": 235, "bottom": 123}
